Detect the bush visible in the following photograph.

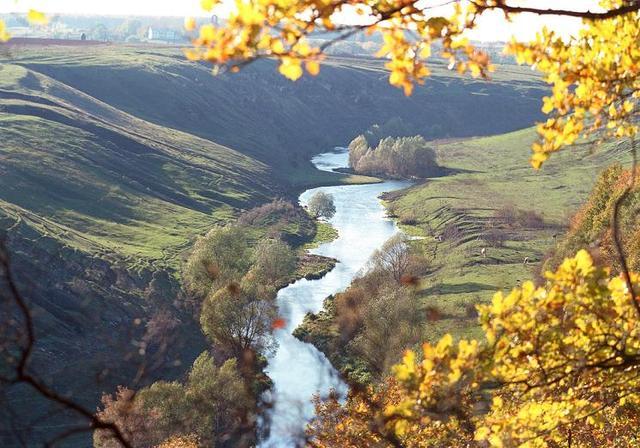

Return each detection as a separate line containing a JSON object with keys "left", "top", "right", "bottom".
{"left": 399, "top": 210, "right": 418, "bottom": 225}
{"left": 494, "top": 205, "right": 546, "bottom": 229}
{"left": 483, "top": 224, "right": 507, "bottom": 248}
{"left": 442, "top": 222, "right": 463, "bottom": 242}
{"left": 238, "top": 199, "right": 298, "bottom": 226}
{"left": 348, "top": 135, "right": 441, "bottom": 178}
{"left": 465, "top": 302, "right": 479, "bottom": 319}
{"left": 350, "top": 285, "right": 423, "bottom": 374}
{"left": 95, "top": 354, "right": 252, "bottom": 448}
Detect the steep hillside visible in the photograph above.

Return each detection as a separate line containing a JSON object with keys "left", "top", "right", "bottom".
{"left": 0, "top": 64, "right": 281, "bottom": 263}
{"left": 3, "top": 44, "right": 546, "bottom": 174}
{"left": 0, "top": 62, "right": 280, "bottom": 444}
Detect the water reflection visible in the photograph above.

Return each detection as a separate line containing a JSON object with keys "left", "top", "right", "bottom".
{"left": 260, "top": 149, "right": 410, "bottom": 447}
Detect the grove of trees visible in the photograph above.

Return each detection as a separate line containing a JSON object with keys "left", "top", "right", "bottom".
{"left": 349, "top": 135, "right": 441, "bottom": 178}
{"left": 93, "top": 202, "right": 305, "bottom": 447}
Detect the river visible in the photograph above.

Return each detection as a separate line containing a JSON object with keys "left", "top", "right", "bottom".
{"left": 260, "top": 148, "right": 410, "bottom": 447}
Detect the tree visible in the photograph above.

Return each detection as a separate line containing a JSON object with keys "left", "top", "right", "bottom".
{"left": 115, "top": 19, "right": 144, "bottom": 41}
{"left": 370, "top": 234, "right": 411, "bottom": 283}
{"left": 95, "top": 353, "right": 252, "bottom": 447}
{"left": 349, "top": 135, "right": 439, "bottom": 178}
{"left": 185, "top": 0, "right": 640, "bottom": 168}
{"left": 307, "top": 191, "right": 336, "bottom": 220}
{"left": 252, "top": 238, "right": 296, "bottom": 287}
{"left": 183, "top": 226, "right": 252, "bottom": 299}
{"left": 351, "top": 286, "right": 423, "bottom": 375}
{"left": 546, "top": 164, "right": 640, "bottom": 274}
{"left": 199, "top": 282, "right": 277, "bottom": 361}
{"left": 90, "top": 23, "right": 109, "bottom": 41}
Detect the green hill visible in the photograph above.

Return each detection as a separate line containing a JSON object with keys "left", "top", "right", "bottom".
{"left": 296, "top": 128, "right": 635, "bottom": 384}
{"left": 4, "top": 44, "right": 546, "bottom": 169}
{"left": 385, "top": 129, "right": 633, "bottom": 341}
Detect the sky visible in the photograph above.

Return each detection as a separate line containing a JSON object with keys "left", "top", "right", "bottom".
{"left": 1, "top": 0, "right": 596, "bottom": 41}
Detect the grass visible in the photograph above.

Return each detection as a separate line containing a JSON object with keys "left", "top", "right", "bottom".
{"left": 0, "top": 104, "right": 266, "bottom": 269}
{"left": 2, "top": 43, "right": 545, "bottom": 171}
{"left": 0, "top": 44, "right": 542, "bottom": 272}
{"left": 386, "top": 128, "right": 634, "bottom": 342}
{"left": 303, "top": 221, "right": 339, "bottom": 250}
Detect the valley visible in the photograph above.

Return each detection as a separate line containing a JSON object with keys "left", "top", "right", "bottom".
{"left": 2, "top": 2, "right": 640, "bottom": 447}
{"left": 1, "top": 40, "right": 634, "bottom": 448}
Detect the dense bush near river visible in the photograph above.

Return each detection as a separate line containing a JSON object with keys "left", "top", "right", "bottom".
{"left": 348, "top": 135, "right": 442, "bottom": 178}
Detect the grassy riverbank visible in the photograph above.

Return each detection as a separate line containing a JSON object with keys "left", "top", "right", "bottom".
{"left": 294, "top": 127, "right": 634, "bottom": 382}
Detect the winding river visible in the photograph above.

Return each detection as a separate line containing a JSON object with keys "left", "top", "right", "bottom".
{"left": 260, "top": 148, "right": 410, "bottom": 447}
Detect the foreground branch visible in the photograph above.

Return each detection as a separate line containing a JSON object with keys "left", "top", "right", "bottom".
{"left": 0, "top": 242, "right": 132, "bottom": 448}
{"left": 472, "top": 0, "right": 640, "bottom": 20}
{"left": 611, "top": 137, "right": 639, "bottom": 315}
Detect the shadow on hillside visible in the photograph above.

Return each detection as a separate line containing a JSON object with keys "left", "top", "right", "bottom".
{"left": 422, "top": 282, "right": 497, "bottom": 295}
{"left": 331, "top": 165, "right": 476, "bottom": 180}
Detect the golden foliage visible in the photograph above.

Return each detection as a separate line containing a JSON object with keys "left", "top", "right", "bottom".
{"left": 0, "top": 20, "right": 10, "bottom": 42}
{"left": 506, "top": 1, "right": 640, "bottom": 168}
{"left": 156, "top": 435, "right": 200, "bottom": 448}
{"left": 310, "top": 251, "right": 640, "bottom": 447}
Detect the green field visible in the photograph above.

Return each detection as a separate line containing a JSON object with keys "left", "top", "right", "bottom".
{"left": 0, "top": 44, "right": 545, "bottom": 270}
{"left": 387, "top": 128, "right": 633, "bottom": 341}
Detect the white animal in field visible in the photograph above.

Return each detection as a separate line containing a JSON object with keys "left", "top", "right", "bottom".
{"left": 523, "top": 257, "right": 530, "bottom": 265}
{"left": 481, "top": 247, "right": 486, "bottom": 258}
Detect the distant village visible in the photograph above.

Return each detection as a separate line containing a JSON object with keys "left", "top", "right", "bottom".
{"left": 0, "top": 13, "right": 514, "bottom": 63}
{"left": 0, "top": 14, "right": 222, "bottom": 44}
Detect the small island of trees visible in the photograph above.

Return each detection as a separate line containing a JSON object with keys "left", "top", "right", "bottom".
{"left": 348, "top": 135, "right": 443, "bottom": 179}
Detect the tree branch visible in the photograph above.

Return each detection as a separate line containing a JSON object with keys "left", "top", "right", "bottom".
{"left": 611, "top": 137, "right": 640, "bottom": 317}
{"left": 471, "top": 0, "right": 640, "bottom": 20}
{"left": 0, "top": 241, "right": 132, "bottom": 448}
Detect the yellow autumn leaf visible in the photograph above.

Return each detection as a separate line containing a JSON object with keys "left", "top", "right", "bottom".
{"left": 184, "top": 17, "right": 197, "bottom": 31}
{"left": 0, "top": 20, "right": 10, "bottom": 42}
{"left": 201, "top": 0, "right": 216, "bottom": 11}
{"left": 27, "top": 9, "right": 48, "bottom": 25}
{"left": 305, "top": 60, "right": 320, "bottom": 76}
{"left": 278, "top": 59, "right": 303, "bottom": 81}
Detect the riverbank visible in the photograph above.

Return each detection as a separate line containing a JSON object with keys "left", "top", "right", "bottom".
{"left": 294, "top": 128, "right": 632, "bottom": 391}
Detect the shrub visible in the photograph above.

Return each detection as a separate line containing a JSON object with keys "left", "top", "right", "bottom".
{"left": 494, "top": 205, "right": 546, "bottom": 229}
{"left": 399, "top": 210, "right": 418, "bottom": 225}
{"left": 483, "top": 225, "right": 507, "bottom": 248}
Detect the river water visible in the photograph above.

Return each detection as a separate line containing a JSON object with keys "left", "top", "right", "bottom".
{"left": 260, "top": 148, "right": 410, "bottom": 447}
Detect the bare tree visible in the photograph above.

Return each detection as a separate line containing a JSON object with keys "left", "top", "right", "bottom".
{"left": 370, "top": 234, "right": 411, "bottom": 283}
